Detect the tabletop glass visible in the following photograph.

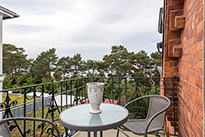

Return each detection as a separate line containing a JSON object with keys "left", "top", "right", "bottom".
{"left": 59, "top": 103, "right": 129, "bottom": 131}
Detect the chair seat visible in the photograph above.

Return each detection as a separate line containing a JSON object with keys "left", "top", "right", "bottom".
{"left": 123, "top": 119, "right": 163, "bottom": 135}
{"left": 0, "top": 122, "right": 12, "bottom": 137}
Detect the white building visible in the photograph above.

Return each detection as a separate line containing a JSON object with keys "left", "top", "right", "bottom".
{"left": 0, "top": 6, "right": 19, "bottom": 118}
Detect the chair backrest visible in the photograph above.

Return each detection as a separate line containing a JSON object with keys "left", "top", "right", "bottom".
{"left": 147, "top": 95, "right": 170, "bottom": 128}
{"left": 0, "top": 121, "right": 12, "bottom": 137}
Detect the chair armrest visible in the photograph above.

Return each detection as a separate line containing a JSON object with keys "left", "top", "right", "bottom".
{"left": 0, "top": 117, "right": 60, "bottom": 137}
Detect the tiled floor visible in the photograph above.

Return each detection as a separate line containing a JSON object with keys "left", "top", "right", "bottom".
{"left": 73, "top": 129, "right": 155, "bottom": 137}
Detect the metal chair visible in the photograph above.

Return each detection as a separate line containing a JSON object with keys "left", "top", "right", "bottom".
{"left": 116, "top": 95, "right": 170, "bottom": 137}
{"left": 0, "top": 117, "right": 60, "bottom": 137}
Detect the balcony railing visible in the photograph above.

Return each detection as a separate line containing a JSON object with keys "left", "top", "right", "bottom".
{"left": 0, "top": 76, "right": 179, "bottom": 137}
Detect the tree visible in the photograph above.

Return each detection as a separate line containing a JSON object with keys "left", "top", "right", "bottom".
{"left": 150, "top": 52, "right": 162, "bottom": 66}
{"left": 3, "top": 44, "right": 31, "bottom": 78}
{"left": 70, "top": 53, "right": 83, "bottom": 78}
{"left": 129, "top": 50, "right": 151, "bottom": 77}
{"left": 3, "top": 44, "right": 16, "bottom": 77}
{"left": 54, "top": 53, "right": 84, "bottom": 80}
{"left": 103, "top": 45, "right": 131, "bottom": 78}
{"left": 86, "top": 60, "right": 102, "bottom": 74}
{"left": 30, "top": 48, "right": 58, "bottom": 80}
{"left": 150, "top": 52, "right": 162, "bottom": 77}
{"left": 54, "top": 56, "right": 72, "bottom": 80}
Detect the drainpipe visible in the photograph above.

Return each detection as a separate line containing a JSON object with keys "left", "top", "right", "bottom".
{"left": 203, "top": 0, "right": 205, "bottom": 136}
{"left": 162, "top": 0, "right": 165, "bottom": 75}
{"left": 0, "top": 14, "right": 3, "bottom": 119}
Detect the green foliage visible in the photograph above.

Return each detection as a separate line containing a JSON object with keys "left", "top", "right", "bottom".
{"left": 3, "top": 44, "right": 31, "bottom": 78}
{"left": 18, "top": 73, "right": 32, "bottom": 86}
{"left": 86, "top": 60, "right": 100, "bottom": 74}
{"left": 70, "top": 53, "right": 83, "bottom": 78}
{"left": 104, "top": 78, "right": 123, "bottom": 100}
{"left": 42, "top": 77, "right": 54, "bottom": 93}
{"left": 54, "top": 53, "right": 83, "bottom": 79}
{"left": 3, "top": 75, "right": 12, "bottom": 89}
{"left": 150, "top": 52, "right": 162, "bottom": 66}
{"left": 12, "top": 84, "right": 19, "bottom": 93}
{"left": 126, "top": 97, "right": 149, "bottom": 119}
{"left": 3, "top": 75, "right": 17, "bottom": 89}
{"left": 149, "top": 87, "right": 160, "bottom": 95}
{"left": 53, "top": 69, "right": 62, "bottom": 81}
{"left": 150, "top": 52, "right": 162, "bottom": 77}
{"left": 87, "top": 72, "right": 104, "bottom": 82}
{"left": 2, "top": 44, "right": 163, "bottom": 96}
{"left": 103, "top": 45, "right": 131, "bottom": 78}
{"left": 30, "top": 48, "right": 58, "bottom": 80}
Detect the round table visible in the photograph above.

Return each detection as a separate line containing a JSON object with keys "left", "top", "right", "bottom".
{"left": 59, "top": 103, "right": 129, "bottom": 137}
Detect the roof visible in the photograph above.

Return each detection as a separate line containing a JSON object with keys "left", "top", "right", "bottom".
{"left": 0, "top": 6, "right": 19, "bottom": 20}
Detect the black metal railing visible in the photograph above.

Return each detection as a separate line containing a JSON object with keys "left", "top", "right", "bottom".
{"left": 0, "top": 76, "right": 179, "bottom": 137}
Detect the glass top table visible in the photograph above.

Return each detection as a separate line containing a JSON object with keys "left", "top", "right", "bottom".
{"left": 59, "top": 103, "right": 129, "bottom": 137}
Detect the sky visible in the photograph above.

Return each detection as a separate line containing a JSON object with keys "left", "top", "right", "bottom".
{"left": 1, "top": 0, "right": 163, "bottom": 61}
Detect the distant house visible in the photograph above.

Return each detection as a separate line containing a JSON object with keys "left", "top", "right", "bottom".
{"left": 158, "top": 0, "right": 204, "bottom": 136}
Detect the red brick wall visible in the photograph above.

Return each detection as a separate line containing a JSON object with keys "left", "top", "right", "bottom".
{"left": 162, "top": 0, "right": 204, "bottom": 136}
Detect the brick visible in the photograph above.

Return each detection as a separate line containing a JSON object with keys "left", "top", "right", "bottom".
{"left": 198, "top": 107, "right": 203, "bottom": 119}
{"left": 167, "top": 33, "right": 181, "bottom": 39}
{"left": 196, "top": 41, "right": 203, "bottom": 51}
{"left": 164, "top": 72, "right": 174, "bottom": 77}
{"left": 164, "top": 67, "right": 178, "bottom": 72}
{"left": 167, "top": 39, "right": 181, "bottom": 57}
{"left": 197, "top": 51, "right": 203, "bottom": 61}
{"left": 196, "top": 79, "right": 203, "bottom": 90}
{"left": 164, "top": 57, "right": 178, "bottom": 61}
{"left": 198, "top": 128, "right": 203, "bottom": 137}
{"left": 196, "top": 61, "right": 203, "bottom": 70}
{"left": 173, "top": 45, "right": 182, "bottom": 57}
{"left": 175, "top": 16, "right": 185, "bottom": 29}
{"left": 164, "top": 62, "right": 172, "bottom": 67}
{"left": 167, "top": 4, "right": 184, "bottom": 13}
{"left": 195, "top": 70, "right": 203, "bottom": 79}
{"left": 196, "top": 115, "right": 203, "bottom": 130}
{"left": 196, "top": 19, "right": 203, "bottom": 33}
{"left": 170, "top": 10, "right": 183, "bottom": 31}
{"left": 168, "top": 0, "right": 184, "bottom": 4}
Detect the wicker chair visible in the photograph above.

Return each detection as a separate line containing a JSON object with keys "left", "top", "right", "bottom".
{"left": 0, "top": 117, "right": 60, "bottom": 137}
{"left": 116, "top": 95, "right": 170, "bottom": 137}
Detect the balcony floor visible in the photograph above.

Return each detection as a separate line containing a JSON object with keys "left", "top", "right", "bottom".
{"left": 73, "top": 129, "right": 155, "bottom": 137}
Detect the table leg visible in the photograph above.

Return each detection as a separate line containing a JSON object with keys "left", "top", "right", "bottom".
{"left": 94, "top": 131, "right": 97, "bottom": 137}
{"left": 100, "top": 131, "right": 103, "bottom": 137}
{"left": 88, "top": 131, "right": 90, "bottom": 137}
{"left": 65, "top": 128, "right": 68, "bottom": 136}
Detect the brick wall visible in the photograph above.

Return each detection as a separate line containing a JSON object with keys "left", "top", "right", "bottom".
{"left": 162, "top": 0, "right": 204, "bottom": 136}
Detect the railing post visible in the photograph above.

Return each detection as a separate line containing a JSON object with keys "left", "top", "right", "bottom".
{"left": 155, "top": 77, "right": 158, "bottom": 95}
{"left": 112, "top": 78, "right": 114, "bottom": 103}
{"left": 33, "top": 86, "right": 36, "bottom": 137}
{"left": 125, "top": 78, "right": 127, "bottom": 104}
{"left": 69, "top": 80, "right": 72, "bottom": 107}
{"left": 23, "top": 88, "right": 26, "bottom": 137}
{"left": 60, "top": 82, "right": 63, "bottom": 112}
{"left": 41, "top": 85, "right": 45, "bottom": 135}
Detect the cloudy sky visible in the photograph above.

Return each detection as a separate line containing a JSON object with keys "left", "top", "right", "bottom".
{"left": 1, "top": 0, "right": 163, "bottom": 61}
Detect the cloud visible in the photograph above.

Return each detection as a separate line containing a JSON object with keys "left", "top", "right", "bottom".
{"left": 1, "top": 0, "right": 163, "bottom": 60}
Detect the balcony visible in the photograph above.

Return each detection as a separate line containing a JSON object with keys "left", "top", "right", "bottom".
{"left": 0, "top": 76, "right": 178, "bottom": 137}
